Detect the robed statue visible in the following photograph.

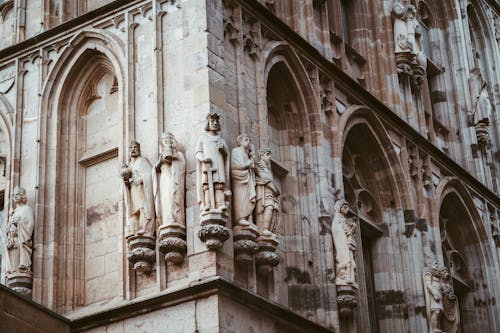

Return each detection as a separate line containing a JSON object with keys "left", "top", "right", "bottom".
{"left": 331, "top": 199, "right": 357, "bottom": 286}
{"left": 5, "top": 187, "right": 35, "bottom": 274}
{"left": 121, "top": 141, "right": 155, "bottom": 236}
{"left": 231, "top": 134, "right": 256, "bottom": 227}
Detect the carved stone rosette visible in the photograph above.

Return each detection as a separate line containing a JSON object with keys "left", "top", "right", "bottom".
{"left": 158, "top": 224, "right": 187, "bottom": 264}
{"left": 336, "top": 285, "right": 359, "bottom": 317}
{"left": 198, "top": 213, "right": 230, "bottom": 250}
{"left": 126, "top": 234, "right": 156, "bottom": 273}
{"left": 233, "top": 224, "right": 259, "bottom": 264}
{"left": 6, "top": 272, "right": 33, "bottom": 297}
{"left": 255, "top": 234, "right": 279, "bottom": 275}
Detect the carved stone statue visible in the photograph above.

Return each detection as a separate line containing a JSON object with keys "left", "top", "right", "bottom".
{"left": 423, "top": 261, "right": 443, "bottom": 333}
{"left": 331, "top": 199, "right": 357, "bottom": 286}
{"left": 154, "top": 132, "right": 186, "bottom": 228}
{"left": 439, "top": 267, "right": 460, "bottom": 333}
{"left": 231, "top": 134, "right": 256, "bottom": 227}
{"left": 423, "top": 262, "right": 461, "bottom": 333}
{"left": 121, "top": 141, "right": 155, "bottom": 236}
{"left": 255, "top": 148, "right": 280, "bottom": 236}
{"left": 5, "top": 186, "right": 34, "bottom": 296}
{"left": 391, "top": 1, "right": 427, "bottom": 87}
{"left": 196, "top": 113, "right": 230, "bottom": 214}
{"left": 469, "top": 68, "right": 493, "bottom": 147}
{"left": 121, "top": 141, "right": 156, "bottom": 272}
{"left": 254, "top": 148, "right": 280, "bottom": 274}
{"left": 5, "top": 187, "right": 34, "bottom": 274}
{"left": 231, "top": 134, "right": 259, "bottom": 263}
{"left": 154, "top": 132, "right": 187, "bottom": 263}
{"left": 196, "top": 113, "right": 231, "bottom": 250}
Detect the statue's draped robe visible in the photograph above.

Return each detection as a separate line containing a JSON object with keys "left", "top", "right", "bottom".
{"left": 6, "top": 205, "right": 34, "bottom": 273}
{"left": 231, "top": 147, "right": 256, "bottom": 223}
{"left": 154, "top": 153, "right": 186, "bottom": 227}
{"left": 331, "top": 215, "right": 356, "bottom": 285}
{"left": 125, "top": 156, "right": 155, "bottom": 235}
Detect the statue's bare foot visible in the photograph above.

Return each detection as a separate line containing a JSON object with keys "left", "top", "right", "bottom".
{"left": 238, "top": 220, "right": 251, "bottom": 226}
{"left": 262, "top": 229, "right": 273, "bottom": 236}
{"left": 203, "top": 205, "right": 210, "bottom": 212}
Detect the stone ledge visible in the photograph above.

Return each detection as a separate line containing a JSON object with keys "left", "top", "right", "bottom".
{"left": 0, "top": 284, "right": 71, "bottom": 333}
{"left": 70, "top": 277, "right": 334, "bottom": 333}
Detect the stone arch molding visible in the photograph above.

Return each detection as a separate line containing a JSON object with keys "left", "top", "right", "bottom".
{"left": 338, "top": 104, "right": 412, "bottom": 210}
{"left": 34, "top": 28, "right": 127, "bottom": 309}
{"left": 41, "top": 28, "right": 126, "bottom": 118}
{"left": 262, "top": 40, "right": 320, "bottom": 121}
{"left": 434, "top": 176, "right": 490, "bottom": 264}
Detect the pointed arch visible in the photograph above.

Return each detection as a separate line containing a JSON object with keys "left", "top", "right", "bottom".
{"left": 338, "top": 105, "right": 412, "bottom": 210}
{"left": 434, "top": 176, "right": 500, "bottom": 331}
{"left": 34, "top": 29, "right": 127, "bottom": 311}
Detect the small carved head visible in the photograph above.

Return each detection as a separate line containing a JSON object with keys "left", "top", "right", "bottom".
{"left": 161, "top": 132, "right": 177, "bottom": 154}
{"left": 13, "top": 186, "right": 27, "bottom": 205}
{"left": 258, "top": 148, "right": 272, "bottom": 166}
{"left": 439, "top": 266, "right": 450, "bottom": 279}
{"left": 334, "top": 199, "right": 350, "bottom": 216}
{"left": 129, "top": 140, "right": 141, "bottom": 158}
{"left": 236, "top": 134, "right": 251, "bottom": 149}
{"left": 205, "top": 113, "right": 221, "bottom": 132}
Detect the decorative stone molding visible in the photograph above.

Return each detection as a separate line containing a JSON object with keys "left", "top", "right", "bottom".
{"left": 233, "top": 225, "right": 259, "bottom": 264}
{"left": 196, "top": 113, "right": 231, "bottom": 250}
{"left": 198, "top": 217, "right": 231, "bottom": 250}
{"left": 255, "top": 234, "right": 279, "bottom": 275}
{"left": 336, "top": 285, "right": 358, "bottom": 317}
{"left": 126, "top": 234, "right": 156, "bottom": 273}
{"left": 158, "top": 224, "right": 187, "bottom": 264}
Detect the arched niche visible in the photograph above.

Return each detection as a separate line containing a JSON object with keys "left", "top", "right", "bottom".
{"left": 0, "top": 1, "right": 15, "bottom": 50}
{"left": 57, "top": 50, "right": 122, "bottom": 312}
{"left": 35, "top": 30, "right": 127, "bottom": 312}
{"left": 0, "top": 107, "right": 13, "bottom": 276}
{"left": 436, "top": 180, "right": 498, "bottom": 332}
{"left": 262, "top": 44, "right": 323, "bottom": 316}
{"left": 340, "top": 106, "right": 412, "bottom": 332}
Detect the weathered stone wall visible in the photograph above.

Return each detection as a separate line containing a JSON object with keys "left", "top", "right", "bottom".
{"left": 0, "top": 0, "right": 499, "bottom": 332}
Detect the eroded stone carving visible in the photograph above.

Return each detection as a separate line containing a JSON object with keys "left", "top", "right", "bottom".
{"left": 121, "top": 141, "right": 155, "bottom": 273}
{"left": 469, "top": 68, "right": 492, "bottom": 148}
{"left": 391, "top": 1, "right": 427, "bottom": 87}
{"left": 196, "top": 113, "right": 231, "bottom": 250}
{"left": 332, "top": 199, "right": 357, "bottom": 286}
{"left": 5, "top": 186, "right": 34, "bottom": 296}
{"left": 254, "top": 148, "right": 280, "bottom": 274}
{"left": 331, "top": 199, "right": 358, "bottom": 316}
{"left": 423, "top": 262, "right": 460, "bottom": 333}
{"left": 154, "top": 132, "right": 187, "bottom": 264}
{"left": 231, "top": 134, "right": 259, "bottom": 263}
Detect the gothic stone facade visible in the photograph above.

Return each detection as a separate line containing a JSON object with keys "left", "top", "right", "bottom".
{"left": 0, "top": 0, "right": 500, "bottom": 332}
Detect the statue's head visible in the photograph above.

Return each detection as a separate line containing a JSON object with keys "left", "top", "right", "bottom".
{"left": 334, "top": 199, "right": 350, "bottom": 215}
{"left": 129, "top": 140, "right": 141, "bottom": 158}
{"left": 13, "top": 186, "right": 27, "bottom": 205}
{"left": 161, "top": 132, "right": 177, "bottom": 155}
{"left": 439, "top": 267, "right": 450, "bottom": 279}
{"left": 236, "top": 134, "right": 250, "bottom": 149}
{"left": 205, "top": 113, "right": 221, "bottom": 132}
{"left": 258, "top": 148, "right": 272, "bottom": 165}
